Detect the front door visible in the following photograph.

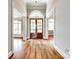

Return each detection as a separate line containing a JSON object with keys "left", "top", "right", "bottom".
{"left": 30, "top": 18, "right": 43, "bottom": 39}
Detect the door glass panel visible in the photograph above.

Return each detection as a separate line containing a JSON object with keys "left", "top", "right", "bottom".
{"left": 37, "top": 20, "right": 42, "bottom": 33}
{"left": 31, "top": 20, "right": 36, "bottom": 33}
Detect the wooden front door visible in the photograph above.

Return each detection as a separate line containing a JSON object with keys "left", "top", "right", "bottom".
{"left": 30, "top": 18, "right": 43, "bottom": 39}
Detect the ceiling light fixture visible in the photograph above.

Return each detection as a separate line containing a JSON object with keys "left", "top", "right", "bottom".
{"left": 34, "top": 0, "right": 38, "bottom": 3}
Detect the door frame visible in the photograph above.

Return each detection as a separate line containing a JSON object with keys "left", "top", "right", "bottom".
{"left": 30, "top": 18, "right": 43, "bottom": 39}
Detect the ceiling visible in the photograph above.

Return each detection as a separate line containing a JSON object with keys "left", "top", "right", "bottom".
{"left": 26, "top": 0, "right": 47, "bottom": 4}
{"left": 26, "top": 0, "right": 47, "bottom": 9}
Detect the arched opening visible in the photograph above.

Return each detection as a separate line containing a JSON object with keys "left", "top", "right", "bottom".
{"left": 29, "top": 10, "right": 44, "bottom": 18}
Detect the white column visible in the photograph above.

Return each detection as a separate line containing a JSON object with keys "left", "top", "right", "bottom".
{"left": 22, "top": 17, "right": 27, "bottom": 40}
{"left": 43, "top": 18, "right": 45, "bottom": 39}
{"left": 25, "top": 17, "right": 28, "bottom": 39}
{"left": 45, "top": 18, "right": 48, "bottom": 39}
{"left": 27, "top": 18, "right": 30, "bottom": 39}
{"left": 43, "top": 17, "right": 48, "bottom": 39}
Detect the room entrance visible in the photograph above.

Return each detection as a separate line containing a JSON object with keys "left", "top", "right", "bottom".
{"left": 30, "top": 18, "right": 43, "bottom": 39}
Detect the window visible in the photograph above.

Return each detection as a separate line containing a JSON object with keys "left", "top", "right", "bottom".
{"left": 13, "top": 20, "right": 22, "bottom": 34}
{"left": 48, "top": 19, "right": 54, "bottom": 30}
{"left": 31, "top": 20, "right": 36, "bottom": 33}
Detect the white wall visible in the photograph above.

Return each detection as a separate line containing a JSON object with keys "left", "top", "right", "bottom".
{"left": 54, "top": 0, "right": 70, "bottom": 58}
{"left": 27, "top": 9, "right": 46, "bottom": 18}
{"left": 46, "top": 0, "right": 55, "bottom": 18}
{"left": 13, "top": 0, "right": 26, "bottom": 16}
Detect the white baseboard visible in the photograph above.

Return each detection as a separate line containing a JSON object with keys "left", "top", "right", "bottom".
{"left": 53, "top": 42, "right": 70, "bottom": 59}
{"left": 8, "top": 50, "right": 13, "bottom": 58}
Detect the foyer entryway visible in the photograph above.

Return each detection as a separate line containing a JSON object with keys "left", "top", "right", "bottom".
{"left": 30, "top": 18, "right": 43, "bottom": 39}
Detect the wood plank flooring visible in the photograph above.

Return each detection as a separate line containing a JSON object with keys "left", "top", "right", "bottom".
{"left": 12, "top": 39, "right": 64, "bottom": 59}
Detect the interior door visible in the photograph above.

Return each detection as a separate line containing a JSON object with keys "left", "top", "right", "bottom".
{"left": 37, "top": 19, "right": 43, "bottom": 39}
{"left": 30, "top": 18, "right": 43, "bottom": 39}
{"left": 30, "top": 19, "right": 36, "bottom": 39}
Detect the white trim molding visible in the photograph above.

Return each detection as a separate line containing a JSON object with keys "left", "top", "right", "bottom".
{"left": 53, "top": 41, "right": 70, "bottom": 59}
{"left": 8, "top": 50, "right": 13, "bottom": 58}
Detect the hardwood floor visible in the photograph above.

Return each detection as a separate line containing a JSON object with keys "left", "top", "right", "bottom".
{"left": 12, "top": 39, "right": 64, "bottom": 59}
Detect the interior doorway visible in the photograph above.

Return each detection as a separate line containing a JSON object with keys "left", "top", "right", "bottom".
{"left": 30, "top": 18, "right": 43, "bottom": 39}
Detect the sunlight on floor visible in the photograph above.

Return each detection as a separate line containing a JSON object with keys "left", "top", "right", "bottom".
{"left": 13, "top": 39, "right": 23, "bottom": 52}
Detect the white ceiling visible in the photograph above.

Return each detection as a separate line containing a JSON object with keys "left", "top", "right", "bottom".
{"left": 26, "top": 0, "right": 47, "bottom": 9}
{"left": 26, "top": 0, "right": 47, "bottom": 4}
